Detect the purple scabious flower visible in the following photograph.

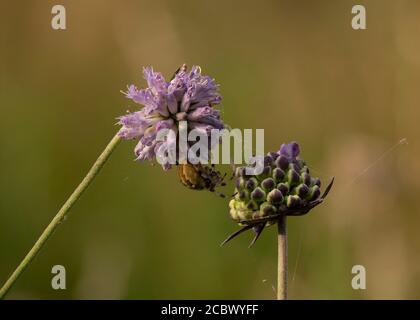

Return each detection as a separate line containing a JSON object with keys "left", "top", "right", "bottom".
{"left": 118, "top": 64, "right": 224, "bottom": 170}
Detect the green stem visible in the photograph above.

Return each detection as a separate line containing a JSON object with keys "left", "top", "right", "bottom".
{"left": 0, "top": 133, "right": 121, "bottom": 299}
{"left": 277, "top": 214, "right": 287, "bottom": 300}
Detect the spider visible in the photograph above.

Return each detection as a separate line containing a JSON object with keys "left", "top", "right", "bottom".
{"left": 177, "top": 163, "right": 233, "bottom": 198}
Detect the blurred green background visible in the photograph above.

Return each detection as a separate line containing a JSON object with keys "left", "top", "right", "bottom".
{"left": 1, "top": 0, "right": 419, "bottom": 299}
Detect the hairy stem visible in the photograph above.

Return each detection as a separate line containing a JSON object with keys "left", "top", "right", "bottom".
{"left": 277, "top": 214, "right": 288, "bottom": 300}
{"left": 0, "top": 133, "right": 121, "bottom": 299}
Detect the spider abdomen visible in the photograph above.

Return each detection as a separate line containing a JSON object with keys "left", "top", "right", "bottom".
{"left": 177, "top": 163, "right": 227, "bottom": 195}
{"left": 177, "top": 163, "right": 207, "bottom": 190}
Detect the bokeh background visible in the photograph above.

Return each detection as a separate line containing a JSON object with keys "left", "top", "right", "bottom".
{"left": 1, "top": 0, "right": 419, "bottom": 299}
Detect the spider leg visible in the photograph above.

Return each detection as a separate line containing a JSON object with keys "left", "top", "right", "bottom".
{"left": 208, "top": 187, "right": 226, "bottom": 198}
{"left": 248, "top": 222, "right": 267, "bottom": 248}
{"left": 220, "top": 224, "right": 255, "bottom": 247}
{"left": 217, "top": 192, "right": 226, "bottom": 198}
{"left": 219, "top": 172, "right": 227, "bottom": 186}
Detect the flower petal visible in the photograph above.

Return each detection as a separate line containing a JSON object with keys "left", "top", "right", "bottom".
{"left": 278, "top": 142, "right": 300, "bottom": 160}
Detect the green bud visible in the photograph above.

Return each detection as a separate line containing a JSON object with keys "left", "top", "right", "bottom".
{"left": 251, "top": 187, "right": 266, "bottom": 202}
{"left": 235, "top": 176, "right": 246, "bottom": 189}
{"left": 230, "top": 208, "right": 238, "bottom": 220}
{"left": 235, "top": 200, "right": 246, "bottom": 210}
{"left": 273, "top": 168, "right": 285, "bottom": 183}
{"left": 245, "top": 177, "right": 258, "bottom": 191}
{"left": 261, "top": 178, "right": 276, "bottom": 192}
{"left": 246, "top": 200, "right": 259, "bottom": 211}
{"left": 237, "top": 209, "right": 253, "bottom": 221}
{"left": 289, "top": 163, "right": 300, "bottom": 172}
{"left": 267, "top": 189, "right": 284, "bottom": 205}
{"left": 275, "top": 155, "right": 289, "bottom": 170}
{"left": 308, "top": 185, "right": 321, "bottom": 201}
{"left": 235, "top": 167, "right": 246, "bottom": 177}
{"left": 260, "top": 202, "right": 277, "bottom": 216}
{"left": 312, "top": 177, "right": 321, "bottom": 187}
{"left": 301, "top": 172, "right": 311, "bottom": 186}
{"left": 287, "top": 169, "right": 300, "bottom": 186}
{"left": 238, "top": 189, "right": 250, "bottom": 201}
{"left": 286, "top": 195, "right": 303, "bottom": 208}
{"left": 264, "top": 155, "right": 273, "bottom": 167}
{"left": 295, "top": 183, "right": 309, "bottom": 198}
{"left": 277, "top": 182, "right": 290, "bottom": 196}
{"left": 258, "top": 166, "right": 272, "bottom": 180}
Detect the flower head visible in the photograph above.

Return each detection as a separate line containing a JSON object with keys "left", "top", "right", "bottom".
{"left": 229, "top": 142, "right": 324, "bottom": 225}
{"left": 224, "top": 142, "right": 334, "bottom": 247}
{"left": 118, "top": 65, "right": 224, "bottom": 169}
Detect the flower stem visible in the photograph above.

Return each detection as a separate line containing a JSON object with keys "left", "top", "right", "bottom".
{"left": 277, "top": 214, "right": 288, "bottom": 300}
{"left": 0, "top": 133, "right": 121, "bottom": 299}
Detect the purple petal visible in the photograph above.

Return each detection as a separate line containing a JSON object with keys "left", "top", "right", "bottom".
{"left": 166, "top": 92, "right": 178, "bottom": 114}
{"left": 117, "top": 111, "right": 151, "bottom": 140}
{"left": 156, "top": 118, "right": 174, "bottom": 131}
{"left": 186, "top": 107, "right": 223, "bottom": 129}
{"left": 135, "top": 140, "right": 157, "bottom": 161}
{"left": 186, "top": 106, "right": 213, "bottom": 121}
{"left": 168, "top": 65, "right": 188, "bottom": 101}
{"left": 180, "top": 66, "right": 222, "bottom": 112}
{"left": 278, "top": 142, "right": 300, "bottom": 161}
{"left": 143, "top": 67, "right": 168, "bottom": 94}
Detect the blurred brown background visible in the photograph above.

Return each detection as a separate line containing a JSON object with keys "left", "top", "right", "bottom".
{"left": 0, "top": 0, "right": 419, "bottom": 299}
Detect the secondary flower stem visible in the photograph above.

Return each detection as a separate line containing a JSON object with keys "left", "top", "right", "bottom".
{"left": 0, "top": 133, "right": 121, "bottom": 299}
{"left": 277, "top": 214, "right": 288, "bottom": 300}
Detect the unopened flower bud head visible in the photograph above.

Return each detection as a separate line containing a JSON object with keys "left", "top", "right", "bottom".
{"left": 247, "top": 200, "right": 259, "bottom": 211}
{"left": 287, "top": 169, "right": 300, "bottom": 186}
{"left": 275, "top": 155, "right": 289, "bottom": 171}
{"left": 238, "top": 190, "right": 250, "bottom": 201}
{"left": 229, "top": 142, "right": 325, "bottom": 231}
{"left": 273, "top": 168, "right": 285, "bottom": 183}
{"left": 251, "top": 187, "right": 266, "bottom": 202}
{"left": 295, "top": 184, "right": 309, "bottom": 198}
{"left": 309, "top": 185, "right": 321, "bottom": 201}
{"left": 301, "top": 172, "right": 311, "bottom": 186}
{"left": 261, "top": 178, "right": 276, "bottom": 192}
{"left": 245, "top": 177, "right": 258, "bottom": 191}
{"left": 286, "top": 195, "right": 302, "bottom": 208}
{"left": 260, "top": 202, "right": 277, "bottom": 216}
{"left": 267, "top": 189, "right": 284, "bottom": 205}
{"left": 277, "top": 182, "right": 289, "bottom": 196}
